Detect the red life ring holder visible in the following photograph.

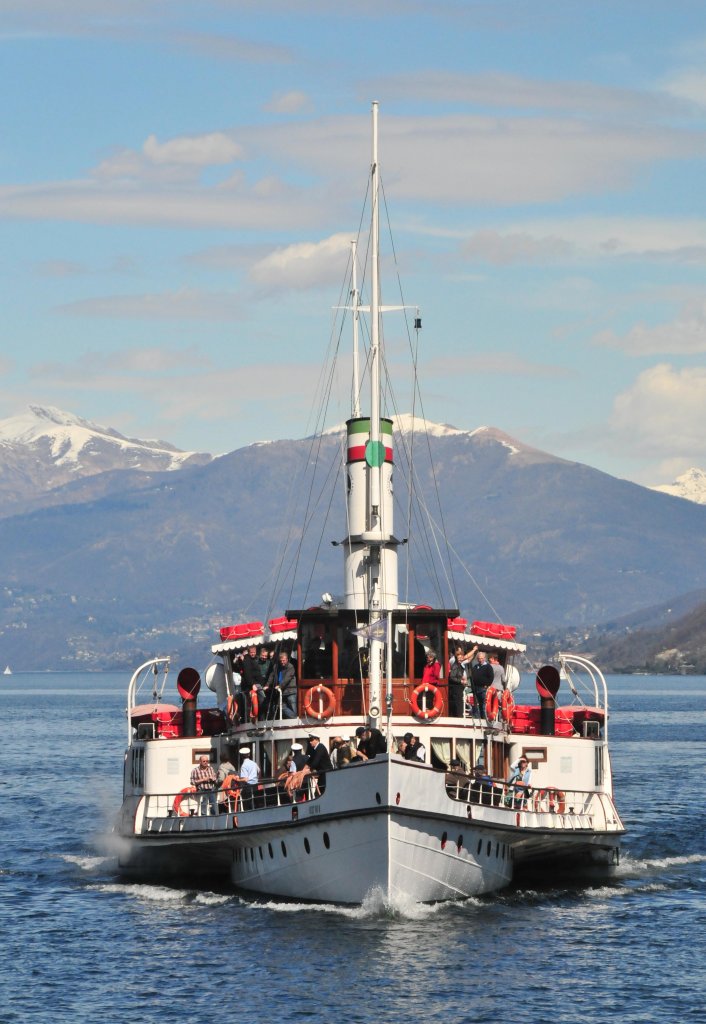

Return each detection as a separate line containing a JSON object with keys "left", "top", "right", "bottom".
{"left": 172, "top": 786, "right": 197, "bottom": 817}
{"left": 501, "top": 689, "right": 515, "bottom": 722}
{"left": 485, "top": 687, "right": 500, "bottom": 720}
{"left": 303, "top": 684, "right": 335, "bottom": 721}
{"left": 250, "top": 686, "right": 259, "bottom": 721}
{"left": 411, "top": 683, "right": 443, "bottom": 720}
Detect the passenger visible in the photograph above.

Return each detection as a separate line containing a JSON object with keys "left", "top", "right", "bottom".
{"left": 470, "top": 764, "right": 494, "bottom": 805}
{"left": 506, "top": 756, "right": 532, "bottom": 807}
{"left": 422, "top": 649, "right": 441, "bottom": 685}
{"left": 286, "top": 742, "right": 311, "bottom": 801}
{"left": 238, "top": 746, "right": 261, "bottom": 809}
{"left": 445, "top": 757, "right": 469, "bottom": 799}
{"left": 329, "top": 736, "right": 345, "bottom": 768}
{"left": 190, "top": 754, "right": 218, "bottom": 816}
{"left": 217, "top": 750, "right": 237, "bottom": 785}
{"left": 352, "top": 725, "right": 387, "bottom": 761}
{"left": 470, "top": 648, "right": 494, "bottom": 721}
{"left": 258, "top": 646, "right": 274, "bottom": 718}
{"left": 401, "top": 732, "right": 426, "bottom": 762}
{"left": 489, "top": 654, "right": 507, "bottom": 690}
{"left": 336, "top": 742, "right": 352, "bottom": 767}
{"left": 275, "top": 651, "right": 298, "bottom": 719}
{"left": 448, "top": 646, "right": 471, "bottom": 718}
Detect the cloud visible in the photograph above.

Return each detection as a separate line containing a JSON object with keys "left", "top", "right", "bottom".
{"left": 264, "top": 90, "right": 312, "bottom": 114}
{"left": 609, "top": 364, "right": 706, "bottom": 461}
{"left": 661, "top": 70, "right": 706, "bottom": 109}
{"left": 55, "top": 288, "right": 243, "bottom": 321}
{"left": 594, "top": 300, "right": 706, "bottom": 355}
{"left": 367, "top": 70, "right": 689, "bottom": 119}
{"left": 462, "top": 229, "right": 574, "bottom": 265}
{"left": 143, "top": 132, "right": 242, "bottom": 166}
{"left": 249, "top": 233, "right": 352, "bottom": 292}
{"left": 169, "top": 29, "right": 293, "bottom": 64}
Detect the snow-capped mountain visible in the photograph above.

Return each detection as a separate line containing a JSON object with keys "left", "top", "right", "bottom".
{"left": 652, "top": 468, "right": 706, "bottom": 505}
{"left": 0, "top": 405, "right": 211, "bottom": 513}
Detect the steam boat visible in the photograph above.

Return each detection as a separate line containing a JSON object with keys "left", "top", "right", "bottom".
{"left": 114, "top": 104, "right": 624, "bottom": 903}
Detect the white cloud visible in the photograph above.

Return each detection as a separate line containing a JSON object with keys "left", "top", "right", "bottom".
{"left": 264, "top": 90, "right": 312, "bottom": 114}
{"left": 661, "top": 70, "right": 706, "bottom": 109}
{"left": 55, "top": 288, "right": 243, "bottom": 321}
{"left": 594, "top": 301, "right": 706, "bottom": 355}
{"left": 249, "top": 233, "right": 352, "bottom": 291}
{"left": 462, "top": 229, "right": 574, "bottom": 265}
{"left": 610, "top": 363, "right": 706, "bottom": 460}
{"left": 143, "top": 132, "right": 242, "bottom": 167}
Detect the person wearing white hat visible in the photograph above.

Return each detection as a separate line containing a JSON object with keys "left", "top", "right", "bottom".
{"left": 238, "top": 746, "right": 260, "bottom": 808}
{"left": 289, "top": 742, "right": 308, "bottom": 772}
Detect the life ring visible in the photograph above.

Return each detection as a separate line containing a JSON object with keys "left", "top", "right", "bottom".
{"left": 303, "top": 684, "right": 335, "bottom": 720}
{"left": 547, "top": 788, "right": 566, "bottom": 813}
{"left": 219, "top": 774, "right": 241, "bottom": 811}
{"left": 411, "top": 683, "right": 443, "bottom": 720}
{"left": 249, "top": 686, "right": 259, "bottom": 721}
{"left": 485, "top": 687, "right": 500, "bottom": 720}
{"left": 172, "top": 786, "right": 198, "bottom": 817}
{"left": 501, "top": 689, "right": 515, "bottom": 722}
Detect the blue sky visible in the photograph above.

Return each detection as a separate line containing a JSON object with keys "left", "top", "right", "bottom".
{"left": 2, "top": 0, "right": 706, "bottom": 485}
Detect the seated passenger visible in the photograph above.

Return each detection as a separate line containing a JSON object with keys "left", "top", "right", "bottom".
{"left": 470, "top": 764, "right": 494, "bottom": 805}
{"left": 445, "top": 757, "right": 469, "bottom": 799}
{"left": 506, "top": 756, "right": 532, "bottom": 807}
{"left": 401, "top": 732, "right": 425, "bottom": 762}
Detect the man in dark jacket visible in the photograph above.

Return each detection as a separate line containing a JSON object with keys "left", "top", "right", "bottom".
{"left": 307, "top": 734, "right": 333, "bottom": 792}
{"left": 275, "top": 650, "right": 297, "bottom": 719}
{"left": 470, "top": 649, "right": 494, "bottom": 721}
{"left": 354, "top": 725, "right": 387, "bottom": 760}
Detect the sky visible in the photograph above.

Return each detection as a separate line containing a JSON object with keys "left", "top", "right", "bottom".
{"left": 2, "top": 0, "right": 706, "bottom": 486}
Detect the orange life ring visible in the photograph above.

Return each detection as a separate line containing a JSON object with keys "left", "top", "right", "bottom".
{"left": 536, "top": 788, "right": 566, "bottom": 813}
{"left": 411, "top": 683, "right": 443, "bottom": 720}
{"left": 249, "top": 686, "right": 259, "bottom": 721}
{"left": 485, "top": 687, "right": 500, "bottom": 720}
{"left": 501, "top": 689, "right": 515, "bottom": 722}
{"left": 172, "top": 786, "right": 197, "bottom": 817}
{"left": 303, "top": 684, "right": 335, "bottom": 721}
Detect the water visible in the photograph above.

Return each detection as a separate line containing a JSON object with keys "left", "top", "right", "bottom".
{"left": 1, "top": 673, "right": 704, "bottom": 1023}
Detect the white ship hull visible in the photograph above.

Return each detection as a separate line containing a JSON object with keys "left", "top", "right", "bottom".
{"left": 116, "top": 754, "right": 621, "bottom": 904}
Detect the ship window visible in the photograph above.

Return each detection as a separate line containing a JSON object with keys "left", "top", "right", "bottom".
{"left": 301, "top": 622, "right": 332, "bottom": 679}
{"left": 477, "top": 839, "right": 482, "bottom": 855}
{"left": 268, "top": 843, "right": 274, "bottom": 859}
{"left": 455, "top": 739, "right": 472, "bottom": 772}
{"left": 281, "top": 841, "right": 287, "bottom": 858}
{"left": 323, "top": 832, "right": 330, "bottom": 849}
{"left": 486, "top": 841, "right": 491, "bottom": 857}
{"left": 304, "top": 838, "right": 311, "bottom": 854}
{"left": 259, "top": 847, "right": 264, "bottom": 860}
{"left": 431, "top": 738, "right": 451, "bottom": 769}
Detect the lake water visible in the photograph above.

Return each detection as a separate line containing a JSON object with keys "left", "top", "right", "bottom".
{"left": 1, "top": 672, "right": 704, "bottom": 1023}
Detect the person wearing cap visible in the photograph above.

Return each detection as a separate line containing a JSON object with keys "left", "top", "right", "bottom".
{"left": 401, "top": 732, "right": 426, "bottom": 762}
{"left": 306, "top": 734, "right": 333, "bottom": 792}
{"left": 289, "top": 742, "right": 308, "bottom": 772}
{"left": 352, "top": 724, "right": 387, "bottom": 762}
{"left": 238, "top": 746, "right": 260, "bottom": 809}
{"left": 445, "top": 756, "right": 469, "bottom": 798}
{"left": 190, "top": 754, "right": 218, "bottom": 816}
{"left": 306, "top": 735, "right": 333, "bottom": 774}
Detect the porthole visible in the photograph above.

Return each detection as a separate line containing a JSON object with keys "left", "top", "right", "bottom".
{"left": 281, "top": 841, "right": 287, "bottom": 858}
{"left": 486, "top": 841, "right": 491, "bottom": 857}
{"left": 268, "top": 843, "right": 274, "bottom": 859}
{"left": 259, "top": 846, "right": 264, "bottom": 860}
{"left": 477, "top": 839, "right": 482, "bottom": 855}
{"left": 375, "top": 792, "right": 382, "bottom": 805}
{"left": 441, "top": 831, "right": 448, "bottom": 850}
{"left": 495, "top": 843, "right": 499, "bottom": 859}
{"left": 304, "top": 838, "right": 311, "bottom": 854}
{"left": 323, "top": 832, "right": 330, "bottom": 849}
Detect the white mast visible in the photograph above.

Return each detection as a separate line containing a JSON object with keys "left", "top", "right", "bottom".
{"left": 351, "top": 239, "right": 360, "bottom": 419}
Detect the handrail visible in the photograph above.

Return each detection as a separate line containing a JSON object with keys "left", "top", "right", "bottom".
{"left": 444, "top": 773, "right": 616, "bottom": 825}
{"left": 126, "top": 657, "right": 170, "bottom": 747}
{"left": 557, "top": 653, "right": 609, "bottom": 742}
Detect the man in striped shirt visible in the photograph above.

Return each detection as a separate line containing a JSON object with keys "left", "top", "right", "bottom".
{"left": 190, "top": 754, "right": 217, "bottom": 815}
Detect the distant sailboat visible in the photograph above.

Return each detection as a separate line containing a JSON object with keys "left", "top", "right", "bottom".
{"left": 3, "top": 666, "right": 11, "bottom": 675}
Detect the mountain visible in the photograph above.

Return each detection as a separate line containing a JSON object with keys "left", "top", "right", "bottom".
{"left": 0, "top": 405, "right": 212, "bottom": 515}
{"left": 2, "top": 415, "right": 706, "bottom": 670}
{"left": 652, "top": 467, "right": 706, "bottom": 505}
